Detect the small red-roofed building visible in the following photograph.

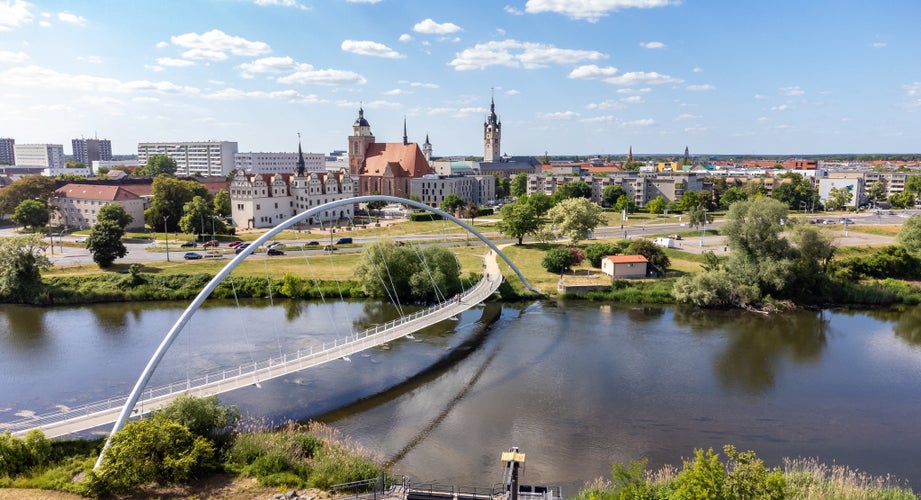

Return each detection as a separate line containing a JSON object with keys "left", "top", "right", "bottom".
{"left": 601, "top": 254, "right": 648, "bottom": 279}
{"left": 52, "top": 183, "right": 148, "bottom": 230}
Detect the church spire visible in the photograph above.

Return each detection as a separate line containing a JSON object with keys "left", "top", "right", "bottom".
{"left": 296, "top": 132, "right": 305, "bottom": 176}
{"left": 403, "top": 116, "right": 408, "bottom": 146}
{"left": 627, "top": 145, "right": 633, "bottom": 165}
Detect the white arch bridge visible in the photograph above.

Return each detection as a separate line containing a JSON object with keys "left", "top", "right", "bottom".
{"left": 0, "top": 196, "right": 534, "bottom": 453}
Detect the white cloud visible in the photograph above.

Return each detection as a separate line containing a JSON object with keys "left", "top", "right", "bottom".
{"left": 157, "top": 57, "right": 194, "bottom": 67}
{"left": 692, "top": 67, "right": 702, "bottom": 73}
{"left": 780, "top": 85, "right": 805, "bottom": 96}
{"left": 753, "top": 93, "right": 767, "bottom": 100}
{"left": 757, "top": 116, "right": 768, "bottom": 122}
{"left": 238, "top": 56, "right": 304, "bottom": 78}
{"left": 621, "top": 95, "right": 644, "bottom": 104}
{"left": 57, "top": 11, "right": 87, "bottom": 25}
{"left": 156, "top": 41, "right": 168, "bottom": 49}
{"left": 413, "top": 18, "right": 462, "bottom": 35}
{"left": 525, "top": 0, "right": 680, "bottom": 22}
{"left": 399, "top": 33, "right": 412, "bottom": 42}
{"left": 675, "top": 113, "right": 700, "bottom": 120}
{"left": 684, "top": 125, "right": 706, "bottom": 133}
{"left": 0, "top": 65, "right": 200, "bottom": 95}
{"left": 409, "top": 81, "right": 439, "bottom": 88}
{"left": 621, "top": 118, "right": 655, "bottom": 127}
{"left": 132, "top": 96, "right": 160, "bottom": 103}
{"left": 0, "top": 0, "right": 34, "bottom": 31}
{"left": 775, "top": 124, "right": 791, "bottom": 130}
{"left": 505, "top": 5, "right": 524, "bottom": 15}
{"left": 569, "top": 65, "right": 681, "bottom": 85}
{"left": 346, "top": 0, "right": 382, "bottom": 3}
{"left": 383, "top": 89, "right": 406, "bottom": 95}
{"left": 277, "top": 68, "right": 367, "bottom": 86}
{"left": 770, "top": 104, "right": 790, "bottom": 111}
{"left": 617, "top": 87, "right": 650, "bottom": 94}
{"left": 427, "top": 106, "right": 485, "bottom": 118}
{"left": 582, "top": 115, "right": 613, "bottom": 123}
{"left": 0, "top": 50, "right": 29, "bottom": 63}
{"left": 144, "top": 65, "right": 164, "bottom": 72}
{"left": 254, "top": 0, "right": 308, "bottom": 9}
{"left": 686, "top": 84, "right": 714, "bottom": 91}
{"left": 505, "top": 89, "right": 520, "bottom": 96}
{"left": 38, "top": 20, "right": 50, "bottom": 27}
{"left": 539, "top": 111, "right": 579, "bottom": 120}
{"left": 204, "top": 88, "right": 320, "bottom": 103}
{"left": 904, "top": 82, "right": 921, "bottom": 110}
{"left": 77, "top": 55, "right": 102, "bottom": 64}
{"left": 341, "top": 40, "right": 405, "bottom": 58}
{"left": 585, "top": 100, "right": 623, "bottom": 110}
{"left": 871, "top": 41, "right": 886, "bottom": 48}
{"left": 76, "top": 95, "right": 123, "bottom": 106}
{"left": 170, "top": 29, "right": 271, "bottom": 60}
{"left": 451, "top": 39, "right": 606, "bottom": 70}
{"left": 641, "top": 41, "right": 665, "bottom": 49}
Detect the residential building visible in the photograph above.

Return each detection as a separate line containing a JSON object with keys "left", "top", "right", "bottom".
{"left": 235, "top": 151, "right": 325, "bottom": 175}
{"left": 526, "top": 171, "right": 710, "bottom": 207}
{"left": 72, "top": 138, "right": 112, "bottom": 168}
{"left": 411, "top": 174, "right": 496, "bottom": 208}
{"left": 52, "top": 183, "right": 147, "bottom": 230}
{"left": 137, "top": 141, "right": 238, "bottom": 176}
{"left": 0, "top": 138, "right": 14, "bottom": 165}
{"left": 14, "top": 143, "right": 65, "bottom": 169}
{"left": 347, "top": 107, "right": 433, "bottom": 197}
{"left": 601, "top": 255, "right": 648, "bottom": 279}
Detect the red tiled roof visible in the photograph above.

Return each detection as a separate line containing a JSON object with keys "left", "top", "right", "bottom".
{"left": 362, "top": 142, "right": 433, "bottom": 178}
{"left": 55, "top": 184, "right": 141, "bottom": 201}
{"left": 606, "top": 254, "right": 648, "bottom": 264}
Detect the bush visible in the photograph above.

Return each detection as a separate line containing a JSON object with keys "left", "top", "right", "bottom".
{"left": 542, "top": 247, "right": 575, "bottom": 274}
{"left": 157, "top": 394, "right": 240, "bottom": 445}
{"left": 0, "top": 430, "right": 51, "bottom": 478}
{"left": 409, "top": 211, "right": 443, "bottom": 222}
{"left": 584, "top": 242, "right": 621, "bottom": 268}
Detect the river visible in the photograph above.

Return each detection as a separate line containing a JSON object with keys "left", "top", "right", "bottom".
{"left": 1, "top": 300, "right": 920, "bottom": 492}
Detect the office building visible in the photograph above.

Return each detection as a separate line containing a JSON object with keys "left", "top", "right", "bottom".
{"left": 0, "top": 138, "right": 14, "bottom": 165}
{"left": 234, "top": 151, "right": 325, "bottom": 175}
{"left": 137, "top": 141, "right": 238, "bottom": 176}
{"left": 14, "top": 143, "right": 65, "bottom": 169}
{"left": 72, "top": 138, "right": 112, "bottom": 168}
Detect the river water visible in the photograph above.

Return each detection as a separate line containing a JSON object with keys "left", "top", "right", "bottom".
{"left": 1, "top": 300, "right": 920, "bottom": 492}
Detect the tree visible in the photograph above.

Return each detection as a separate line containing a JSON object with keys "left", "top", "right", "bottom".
{"left": 87, "top": 220, "right": 127, "bottom": 268}
{"left": 677, "top": 191, "right": 701, "bottom": 211}
{"left": 541, "top": 247, "right": 575, "bottom": 274}
{"left": 646, "top": 195, "right": 667, "bottom": 214}
{"left": 353, "top": 241, "right": 461, "bottom": 303}
{"left": 546, "top": 198, "right": 605, "bottom": 244}
{"left": 626, "top": 238, "right": 670, "bottom": 273}
{"left": 11, "top": 199, "right": 49, "bottom": 231}
{"left": 136, "top": 154, "right": 178, "bottom": 176}
{"left": 156, "top": 394, "right": 239, "bottom": 442}
{"left": 97, "top": 204, "right": 133, "bottom": 230}
{"left": 889, "top": 190, "right": 916, "bottom": 209}
{"left": 601, "top": 185, "right": 627, "bottom": 208}
{"left": 0, "top": 175, "right": 57, "bottom": 219}
{"left": 213, "top": 190, "right": 232, "bottom": 218}
{"left": 524, "top": 191, "right": 553, "bottom": 215}
{"left": 825, "top": 186, "right": 852, "bottom": 211}
{"left": 179, "top": 196, "right": 225, "bottom": 239}
{"left": 904, "top": 175, "right": 921, "bottom": 198}
{"left": 719, "top": 187, "right": 748, "bottom": 209}
{"left": 551, "top": 181, "right": 592, "bottom": 203}
{"left": 510, "top": 173, "right": 528, "bottom": 198}
{"left": 897, "top": 214, "right": 921, "bottom": 254}
{"left": 614, "top": 195, "right": 637, "bottom": 214}
{"left": 496, "top": 203, "right": 540, "bottom": 245}
{"left": 686, "top": 204, "right": 708, "bottom": 229}
{"left": 866, "top": 180, "right": 888, "bottom": 204}
{"left": 0, "top": 234, "right": 51, "bottom": 303}
{"left": 441, "top": 193, "right": 465, "bottom": 213}
{"left": 145, "top": 176, "right": 210, "bottom": 232}
{"left": 494, "top": 175, "right": 510, "bottom": 199}
{"left": 771, "top": 173, "right": 819, "bottom": 210}
{"left": 366, "top": 192, "right": 387, "bottom": 212}
{"left": 584, "top": 242, "right": 621, "bottom": 268}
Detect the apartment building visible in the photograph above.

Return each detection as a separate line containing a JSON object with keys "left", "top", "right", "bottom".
{"left": 527, "top": 171, "right": 710, "bottom": 207}
{"left": 0, "top": 138, "right": 14, "bottom": 165}
{"left": 137, "top": 141, "right": 238, "bottom": 176}
{"left": 14, "top": 143, "right": 65, "bottom": 169}
{"left": 52, "top": 184, "right": 147, "bottom": 230}
{"left": 72, "top": 138, "right": 112, "bottom": 168}
{"left": 234, "top": 151, "right": 325, "bottom": 175}
{"left": 411, "top": 174, "right": 496, "bottom": 208}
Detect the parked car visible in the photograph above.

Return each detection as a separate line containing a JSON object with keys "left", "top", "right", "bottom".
{"left": 306, "top": 241, "right": 320, "bottom": 246}
{"left": 267, "top": 248, "right": 285, "bottom": 256}
{"left": 202, "top": 240, "right": 220, "bottom": 247}
{"left": 234, "top": 243, "right": 251, "bottom": 254}
{"left": 183, "top": 252, "right": 203, "bottom": 260}
{"left": 228, "top": 241, "right": 244, "bottom": 248}
{"left": 181, "top": 241, "right": 197, "bottom": 248}
{"left": 335, "top": 237, "right": 353, "bottom": 245}
{"left": 841, "top": 218, "right": 855, "bottom": 224}
{"left": 267, "top": 242, "right": 286, "bottom": 249}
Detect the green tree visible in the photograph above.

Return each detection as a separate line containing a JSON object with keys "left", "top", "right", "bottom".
{"left": 866, "top": 180, "right": 887, "bottom": 204}
{"left": 646, "top": 195, "right": 666, "bottom": 214}
{"left": 626, "top": 238, "right": 670, "bottom": 273}
{"left": 497, "top": 203, "right": 540, "bottom": 245}
{"left": 889, "top": 190, "right": 916, "bottom": 209}
{"left": 601, "top": 185, "right": 627, "bottom": 208}
{"left": 524, "top": 191, "right": 553, "bottom": 215}
{"left": 157, "top": 394, "right": 239, "bottom": 442}
{"left": 441, "top": 193, "right": 466, "bottom": 213}
{"left": 0, "top": 234, "right": 50, "bottom": 304}
{"left": 353, "top": 241, "right": 461, "bottom": 303}
{"left": 366, "top": 192, "right": 387, "bottom": 212}
{"left": 686, "top": 204, "right": 708, "bottom": 229}
{"left": 677, "top": 191, "right": 701, "bottom": 211}
{"left": 213, "top": 189, "right": 232, "bottom": 218}
{"left": 87, "top": 220, "right": 127, "bottom": 268}
{"left": 145, "top": 176, "right": 210, "bottom": 232}
{"left": 719, "top": 187, "right": 748, "bottom": 209}
{"left": 614, "top": 195, "right": 637, "bottom": 214}
{"left": 673, "top": 448, "right": 726, "bottom": 499}
{"left": 584, "top": 242, "right": 621, "bottom": 268}
{"left": 0, "top": 175, "right": 57, "bottom": 219}
{"left": 11, "top": 199, "right": 49, "bottom": 231}
{"left": 904, "top": 175, "right": 921, "bottom": 198}
{"left": 97, "top": 203, "right": 133, "bottom": 230}
{"left": 510, "top": 173, "right": 528, "bottom": 198}
{"left": 137, "top": 154, "right": 178, "bottom": 176}
{"left": 551, "top": 181, "right": 592, "bottom": 203}
{"left": 897, "top": 214, "right": 921, "bottom": 254}
{"left": 179, "top": 196, "right": 222, "bottom": 239}
{"left": 546, "top": 197, "right": 605, "bottom": 244}
{"left": 542, "top": 246, "right": 575, "bottom": 274}
{"left": 825, "top": 186, "right": 852, "bottom": 211}
{"left": 771, "top": 173, "right": 819, "bottom": 210}
{"left": 495, "top": 175, "right": 510, "bottom": 199}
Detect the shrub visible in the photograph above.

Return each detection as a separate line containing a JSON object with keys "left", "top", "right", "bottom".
{"left": 542, "top": 247, "right": 575, "bottom": 274}
{"left": 0, "top": 430, "right": 51, "bottom": 478}
{"left": 584, "top": 242, "right": 621, "bottom": 268}
{"left": 673, "top": 448, "right": 726, "bottom": 499}
{"left": 157, "top": 394, "right": 240, "bottom": 444}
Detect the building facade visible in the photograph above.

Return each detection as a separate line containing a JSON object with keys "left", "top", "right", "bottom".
{"left": 411, "top": 174, "right": 496, "bottom": 208}
{"left": 229, "top": 168, "right": 356, "bottom": 229}
{"left": 483, "top": 97, "right": 501, "bottom": 163}
{"left": 526, "top": 171, "right": 710, "bottom": 207}
{"left": 52, "top": 184, "right": 147, "bottom": 230}
{"left": 137, "top": 141, "right": 238, "bottom": 176}
{"left": 0, "top": 138, "right": 14, "bottom": 165}
{"left": 72, "top": 138, "right": 112, "bottom": 168}
{"left": 234, "top": 151, "right": 325, "bottom": 175}
{"left": 14, "top": 143, "right": 65, "bottom": 169}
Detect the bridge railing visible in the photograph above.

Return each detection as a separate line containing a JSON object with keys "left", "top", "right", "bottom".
{"left": 1, "top": 272, "right": 500, "bottom": 436}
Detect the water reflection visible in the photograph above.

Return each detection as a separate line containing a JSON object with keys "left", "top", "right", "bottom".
{"left": 0, "top": 305, "right": 48, "bottom": 349}
{"left": 673, "top": 308, "right": 827, "bottom": 393}
{"left": 892, "top": 306, "right": 921, "bottom": 347}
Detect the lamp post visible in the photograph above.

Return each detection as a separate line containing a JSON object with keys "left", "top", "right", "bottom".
{"left": 163, "top": 215, "right": 170, "bottom": 262}
{"left": 700, "top": 208, "right": 707, "bottom": 247}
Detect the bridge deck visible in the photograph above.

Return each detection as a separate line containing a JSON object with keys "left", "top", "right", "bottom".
{"left": 2, "top": 252, "right": 503, "bottom": 439}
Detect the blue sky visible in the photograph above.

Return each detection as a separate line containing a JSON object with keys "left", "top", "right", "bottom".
{"left": 1, "top": 0, "right": 919, "bottom": 157}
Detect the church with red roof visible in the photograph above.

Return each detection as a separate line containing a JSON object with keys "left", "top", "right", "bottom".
{"left": 348, "top": 107, "right": 434, "bottom": 197}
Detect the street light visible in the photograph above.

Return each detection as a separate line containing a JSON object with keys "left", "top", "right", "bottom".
{"left": 700, "top": 208, "right": 707, "bottom": 247}
{"left": 163, "top": 215, "right": 170, "bottom": 262}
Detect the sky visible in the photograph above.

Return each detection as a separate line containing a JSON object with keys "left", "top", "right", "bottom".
{"left": 1, "top": 0, "right": 920, "bottom": 158}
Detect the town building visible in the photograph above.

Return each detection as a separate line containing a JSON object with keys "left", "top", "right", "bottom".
{"left": 411, "top": 174, "right": 496, "bottom": 208}
{"left": 51, "top": 183, "right": 147, "bottom": 230}
{"left": 72, "top": 138, "right": 112, "bottom": 168}
{"left": 230, "top": 141, "right": 356, "bottom": 229}
{"left": 234, "top": 151, "right": 325, "bottom": 175}
{"left": 137, "top": 141, "right": 238, "bottom": 176}
{"left": 347, "top": 107, "right": 433, "bottom": 197}
{"left": 0, "top": 138, "right": 14, "bottom": 165}
{"left": 526, "top": 171, "right": 710, "bottom": 207}
{"left": 14, "top": 143, "right": 65, "bottom": 169}
{"left": 476, "top": 97, "right": 540, "bottom": 178}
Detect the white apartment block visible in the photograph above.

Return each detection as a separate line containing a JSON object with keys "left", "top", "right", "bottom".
{"left": 52, "top": 184, "right": 147, "bottom": 230}
{"left": 230, "top": 169, "right": 356, "bottom": 229}
{"left": 14, "top": 143, "right": 65, "bottom": 169}
{"left": 526, "top": 171, "right": 710, "bottom": 207}
{"left": 138, "top": 141, "right": 238, "bottom": 176}
{"left": 411, "top": 174, "right": 496, "bottom": 208}
{"left": 234, "top": 151, "right": 325, "bottom": 175}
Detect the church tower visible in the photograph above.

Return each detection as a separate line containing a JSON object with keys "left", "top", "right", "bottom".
{"left": 683, "top": 146, "right": 690, "bottom": 164}
{"left": 627, "top": 146, "right": 633, "bottom": 165}
{"left": 423, "top": 133, "right": 432, "bottom": 162}
{"left": 348, "top": 105, "right": 375, "bottom": 176}
{"left": 295, "top": 133, "right": 306, "bottom": 177}
{"left": 483, "top": 95, "right": 501, "bottom": 163}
